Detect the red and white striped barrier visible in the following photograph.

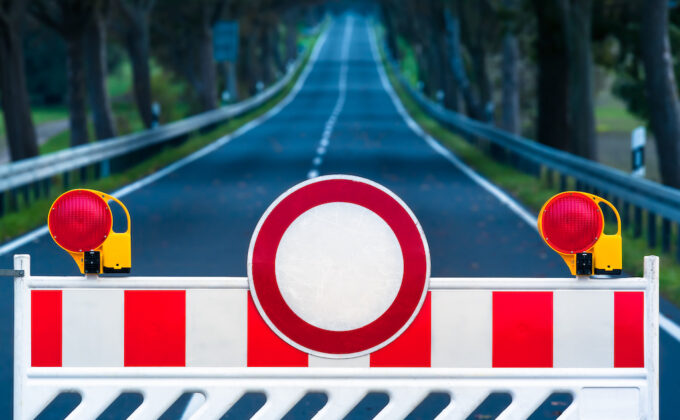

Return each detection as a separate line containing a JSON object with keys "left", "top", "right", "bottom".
{"left": 30, "top": 287, "right": 645, "bottom": 369}
{"left": 14, "top": 254, "right": 659, "bottom": 419}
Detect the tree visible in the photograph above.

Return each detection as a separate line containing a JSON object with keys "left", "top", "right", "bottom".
{"left": 0, "top": 0, "right": 39, "bottom": 161}
{"left": 381, "top": 0, "right": 460, "bottom": 111}
{"left": 561, "top": 0, "right": 597, "bottom": 159}
{"left": 531, "top": 0, "right": 570, "bottom": 151}
{"left": 500, "top": 0, "right": 520, "bottom": 135}
{"left": 456, "top": 0, "right": 497, "bottom": 121}
{"left": 85, "top": 0, "right": 117, "bottom": 139}
{"left": 112, "top": 0, "right": 155, "bottom": 128}
{"left": 31, "top": 0, "right": 97, "bottom": 147}
{"left": 152, "top": 0, "right": 227, "bottom": 112}
{"left": 641, "top": 0, "right": 680, "bottom": 187}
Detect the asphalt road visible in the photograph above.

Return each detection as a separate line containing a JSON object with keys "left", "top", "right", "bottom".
{"left": 1, "top": 15, "right": 677, "bottom": 419}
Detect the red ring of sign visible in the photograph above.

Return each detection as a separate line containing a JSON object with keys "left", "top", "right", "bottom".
{"left": 250, "top": 178, "right": 428, "bottom": 355}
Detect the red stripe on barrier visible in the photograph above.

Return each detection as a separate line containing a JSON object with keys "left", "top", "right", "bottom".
{"left": 493, "top": 291, "right": 553, "bottom": 368}
{"left": 614, "top": 291, "right": 644, "bottom": 368}
{"left": 247, "top": 292, "right": 308, "bottom": 367}
{"left": 31, "top": 290, "right": 62, "bottom": 367}
{"left": 370, "top": 292, "right": 431, "bottom": 367}
{"left": 124, "top": 290, "right": 186, "bottom": 367}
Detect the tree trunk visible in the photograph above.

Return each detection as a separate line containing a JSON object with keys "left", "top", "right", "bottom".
{"left": 66, "top": 33, "right": 89, "bottom": 146}
{"left": 381, "top": 4, "right": 400, "bottom": 61}
{"left": 563, "top": 0, "right": 596, "bottom": 159}
{"left": 271, "top": 25, "right": 285, "bottom": 76}
{"left": 501, "top": 32, "right": 520, "bottom": 134}
{"left": 641, "top": 0, "right": 680, "bottom": 187}
{"left": 470, "top": 44, "right": 493, "bottom": 121}
{"left": 532, "top": 0, "right": 570, "bottom": 151}
{"left": 260, "top": 25, "right": 275, "bottom": 86}
{"left": 197, "top": 26, "right": 218, "bottom": 111}
{"left": 242, "top": 27, "right": 261, "bottom": 96}
{"left": 85, "top": 12, "right": 117, "bottom": 139}
{"left": 124, "top": 14, "right": 153, "bottom": 128}
{"left": 444, "top": 8, "right": 484, "bottom": 119}
{"left": 439, "top": 31, "right": 460, "bottom": 112}
{"left": 284, "top": 11, "right": 298, "bottom": 64}
{"left": 0, "top": 6, "right": 39, "bottom": 161}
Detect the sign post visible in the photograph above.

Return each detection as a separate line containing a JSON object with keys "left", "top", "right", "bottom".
{"left": 213, "top": 21, "right": 239, "bottom": 103}
{"left": 631, "top": 126, "right": 646, "bottom": 177}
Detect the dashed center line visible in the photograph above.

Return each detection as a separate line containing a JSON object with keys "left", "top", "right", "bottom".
{"left": 307, "top": 17, "right": 353, "bottom": 179}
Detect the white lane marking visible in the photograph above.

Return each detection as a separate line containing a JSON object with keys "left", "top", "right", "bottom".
{"left": 660, "top": 313, "right": 680, "bottom": 342}
{"left": 367, "top": 26, "right": 535, "bottom": 229}
{"left": 306, "top": 17, "right": 353, "bottom": 179}
{"left": 0, "top": 27, "right": 330, "bottom": 258}
{"left": 178, "top": 25, "right": 334, "bottom": 420}
{"left": 367, "top": 20, "right": 680, "bottom": 341}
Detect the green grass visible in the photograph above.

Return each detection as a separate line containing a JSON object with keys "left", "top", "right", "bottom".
{"left": 0, "top": 106, "right": 68, "bottom": 139}
{"left": 39, "top": 130, "right": 72, "bottom": 154}
{"left": 380, "top": 38, "right": 680, "bottom": 306}
{"left": 396, "top": 36, "right": 419, "bottom": 88}
{"left": 596, "top": 92, "right": 644, "bottom": 133}
{"left": 0, "top": 31, "right": 319, "bottom": 243}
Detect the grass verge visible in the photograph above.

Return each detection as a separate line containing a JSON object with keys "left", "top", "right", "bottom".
{"left": 0, "top": 30, "right": 319, "bottom": 244}
{"left": 381, "top": 44, "right": 680, "bottom": 306}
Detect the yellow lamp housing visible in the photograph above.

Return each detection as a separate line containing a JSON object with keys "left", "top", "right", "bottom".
{"left": 537, "top": 191, "right": 621, "bottom": 276}
{"left": 47, "top": 189, "right": 131, "bottom": 275}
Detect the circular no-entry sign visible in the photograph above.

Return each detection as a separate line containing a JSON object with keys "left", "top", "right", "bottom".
{"left": 247, "top": 175, "right": 430, "bottom": 358}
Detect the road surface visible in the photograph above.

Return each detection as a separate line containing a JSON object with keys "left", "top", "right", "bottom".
{"left": 1, "top": 15, "right": 676, "bottom": 419}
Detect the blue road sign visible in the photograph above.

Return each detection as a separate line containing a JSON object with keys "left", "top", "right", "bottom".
{"left": 214, "top": 21, "right": 239, "bottom": 62}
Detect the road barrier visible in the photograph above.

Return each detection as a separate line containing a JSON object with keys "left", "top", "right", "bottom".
{"left": 13, "top": 176, "right": 659, "bottom": 419}
{"left": 13, "top": 254, "right": 659, "bottom": 419}
{"left": 380, "top": 35, "right": 680, "bottom": 262}
{"left": 0, "top": 25, "right": 322, "bottom": 219}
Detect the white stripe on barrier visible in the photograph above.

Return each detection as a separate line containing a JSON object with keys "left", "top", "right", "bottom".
{"left": 308, "top": 354, "right": 370, "bottom": 367}
{"left": 62, "top": 289, "right": 124, "bottom": 367}
{"left": 186, "top": 289, "right": 247, "bottom": 367}
{"left": 431, "top": 290, "right": 492, "bottom": 367}
{"left": 554, "top": 291, "right": 614, "bottom": 368}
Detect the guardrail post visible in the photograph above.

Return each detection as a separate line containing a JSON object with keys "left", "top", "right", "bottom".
{"left": 559, "top": 174, "right": 567, "bottom": 191}
{"left": 544, "top": 168, "right": 553, "bottom": 188}
{"left": 63, "top": 172, "right": 70, "bottom": 190}
{"left": 662, "top": 218, "right": 671, "bottom": 253}
{"left": 32, "top": 181, "right": 41, "bottom": 199}
{"left": 621, "top": 200, "right": 630, "bottom": 230}
{"left": 676, "top": 223, "right": 680, "bottom": 262}
{"left": 20, "top": 186, "right": 29, "bottom": 207}
{"left": 8, "top": 189, "right": 18, "bottom": 213}
{"left": 647, "top": 211, "right": 657, "bottom": 249}
{"left": 0, "top": 192, "right": 4, "bottom": 217}
{"left": 80, "top": 167, "right": 88, "bottom": 183}
{"left": 100, "top": 160, "right": 111, "bottom": 178}
{"left": 634, "top": 206, "right": 642, "bottom": 238}
{"left": 43, "top": 179, "right": 50, "bottom": 197}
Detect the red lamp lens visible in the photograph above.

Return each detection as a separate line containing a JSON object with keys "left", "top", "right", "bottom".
{"left": 540, "top": 193, "right": 603, "bottom": 254}
{"left": 48, "top": 190, "right": 112, "bottom": 252}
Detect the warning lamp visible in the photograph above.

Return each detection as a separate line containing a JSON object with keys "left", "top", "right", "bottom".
{"left": 48, "top": 189, "right": 131, "bottom": 274}
{"left": 538, "top": 191, "right": 621, "bottom": 276}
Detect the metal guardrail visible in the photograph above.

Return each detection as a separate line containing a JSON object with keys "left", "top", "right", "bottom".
{"left": 0, "top": 29, "right": 319, "bottom": 215}
{"left": 382, "top": 42, "right": 680, "bottom": 259}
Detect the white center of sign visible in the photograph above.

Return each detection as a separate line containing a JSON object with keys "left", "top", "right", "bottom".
{"left": 275, "top": 202, "right": 404, "bottom": 331}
